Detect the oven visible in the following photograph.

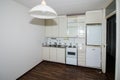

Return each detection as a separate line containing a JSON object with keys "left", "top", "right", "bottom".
{"left": 66, "top": 47, "right": 77, "bottom": 65}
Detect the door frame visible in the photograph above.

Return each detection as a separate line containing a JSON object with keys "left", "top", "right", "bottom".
{"left": 115, "top": 0, "right": 120, "bottom": 80}
{"left": 101, "top": 9, "right": 116, "bottom": 73}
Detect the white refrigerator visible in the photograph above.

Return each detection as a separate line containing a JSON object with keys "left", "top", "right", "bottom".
{"left": 86, "top": 46, "right": 101, "bottom": 68}
{"left": 86, "top": 24, "right": 102, "bottom": 68}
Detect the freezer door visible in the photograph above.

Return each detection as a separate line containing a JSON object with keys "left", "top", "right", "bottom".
{"left": 87, "top": 25, "right": 102, "bottom": 45}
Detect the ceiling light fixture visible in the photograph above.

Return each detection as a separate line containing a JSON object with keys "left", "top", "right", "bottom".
{"left": 29, "top": 0, "right": 57, "bottom": 19}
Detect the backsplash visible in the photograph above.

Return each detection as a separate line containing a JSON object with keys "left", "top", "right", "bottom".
{"left": 43, "top": 37, "right": 85, "bottom": 47}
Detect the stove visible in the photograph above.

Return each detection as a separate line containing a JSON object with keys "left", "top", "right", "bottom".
{"left": 66, "top": 47, "right": 77, "bottom": 65}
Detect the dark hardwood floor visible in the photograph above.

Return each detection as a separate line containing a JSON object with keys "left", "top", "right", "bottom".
{"left": 17, "top": 61, "right": 109, "bottom": 80}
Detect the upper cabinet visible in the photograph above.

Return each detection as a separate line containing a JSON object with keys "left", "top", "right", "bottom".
{"left": 67, "top": 16, "right": 79, "bottom": 37}
{"left": 86, "top": 10, "right": 103, "bottom": 24}
{"left": 58, "top": 16, "right": 68, "bottom": 37}
{"left": 67, "top": 15, "right": 86, "bottom": 37}
{"left": 42, "top": 47, "right": 50, "bottom": 61}
{"left": 45, "top": 9, "right": 103, "bottom": 38}
{"left": 56, "top": 48, "right": 65, "bottom": 63}
{"left": 45, "top": 18, "right": 59, "bottom": 37}
{"left": 45, "top": 16, "right": 67, "bottom": 37}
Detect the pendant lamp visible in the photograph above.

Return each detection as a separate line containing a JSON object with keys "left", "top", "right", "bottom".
{"left": 29, "top": 0, "right": 57, "bottom": 19}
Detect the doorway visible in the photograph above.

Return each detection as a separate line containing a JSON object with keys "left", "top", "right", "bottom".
{"left": 106, "top": 14, "right": 116, "bottom": 80}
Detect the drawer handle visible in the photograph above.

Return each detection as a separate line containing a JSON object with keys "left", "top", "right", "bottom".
{"left": 92, "top": 49, "right": 95, "bottom": 50}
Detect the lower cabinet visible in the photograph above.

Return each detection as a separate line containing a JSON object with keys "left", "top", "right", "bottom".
{"left": 42, "top": 46, "right": 101, "bottom": 69}
{"left": 78, "top": 46, "right": 86, "bottom": 66}
{"left": 42, "top": 47, "right": 50, "bottom": 61}
{"left": 42, "top": 47, "right": 65, "bottom": 63}
{"left": 56, "top": 48, "right": 65, "bottom": 63}
{"left": 50, "top": 47, "right": 57, "bottom": 62}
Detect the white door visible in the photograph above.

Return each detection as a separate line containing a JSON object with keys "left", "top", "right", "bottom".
{"left": 86, "top": 46, "right": 101, "bottom": 68}
{"left": 50, "top": 48, "right": 57, "bottom": 62}
{"left": 87, "top": 25, "right": 102, "bottom": 45}
{"left": 78, "top": 46, "right": 86, "bottom": 66}
{"left": 67, "top": 16, "right": 79, "bottom": 37}
{"left": 78, "top": 23, "right": 86, "bottom": 38}
{"left": 56, "top": 48, "right": 65, "bottom": 63}
{"left": 59, "top": 16, "right": 67, "bottom": 37}
{"left": 42, "top": 47, "right": 50, "bottom": 61}
{"left": 45, "top": 18, "right": 59, "bottom": 37}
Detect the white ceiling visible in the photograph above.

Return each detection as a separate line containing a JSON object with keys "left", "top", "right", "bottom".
{"left": 14, "top": 0, "right": 112, "bottom": 15}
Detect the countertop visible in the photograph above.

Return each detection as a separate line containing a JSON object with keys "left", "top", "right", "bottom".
{"left": 42, "top": 45, "right": 66, "bottom": 48}
{"left": 42, "top": 45, "right": 77, "bottom": 48}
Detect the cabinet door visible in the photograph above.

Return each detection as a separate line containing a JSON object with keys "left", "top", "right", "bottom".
{"left": 78, "top": 46, "right": 86, "bottom": 66}
{"left": 67, "top": 15, "right": 86, "bottom": 37}
{"left": 45, "top": 18, "right": 59, "bottom": 37}
{"left": 57, "top": 48, "right": 65, "bottom": 63}
{"left": 78, "top": 23, "right": 86, "bottom": 38}
{"left": 50, "top": 48, "right": 57, "bottom": 62}
{"left": 86, "top": 46, "right": 101, "bottom": 68}
{"left": 86, "top": 10, "right": 103, "bottom": 24}
{"left": 42, "top": 47, "right": 49, "bottom": 61}
{"left": 78, "top": 16, "right": 86, "bottom": 38}
{"left": 59, "top": 16, "right": 67, "bottom": 37}
{"left": 78, "top": 15, "right": 86, "bottom": 23}
{"left": 67, "top": 16, "right": 79, "bottom": 37}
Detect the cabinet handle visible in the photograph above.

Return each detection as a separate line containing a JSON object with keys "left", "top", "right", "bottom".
{"left": 104, "top": 45, "right": 106, "bottom": 47}
{"left": 92, "top": 49, "right": 95, "bottom": 50}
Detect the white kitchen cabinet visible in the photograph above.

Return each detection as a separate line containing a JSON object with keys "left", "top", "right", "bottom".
{"left": 86, "top": 10, "right": 103, "bottom": 24}
{"left": 86, "top": 46, "right": 101, "bottom": 68}
{"left": 42, "top": 47, "right": 50, "bottom": 61}
{"left": 78, "top": 15, "right": 86, "bottom": 23}
{"left": 59, "top": 16, "right": 68, "bottom": 37}
{"left": 87, "top": 24, "right": 102, "bottom": 45}
{"left": 67, "top": 16, "right": 79, "bottom": 37}
{"left": 78, "top": 46, "right": 86, "bottom": 66}
{"left": 45, "top": 18, "right": 59, "bottom": 37}
{"left": 45, "top": 15, "right": 86, "bottom": 38}
{"left": 78, "top": 23, "right": 86, "bottom": 38}
{"left": 56, "top": 48, "right": 65, "bottom": 63}
{"left": 49, "top": 47, "right": 57, "bottom": 62}
{"left": 42, "top": 47, "right": 65, "bottom": 63}
{"left": 67, "top": 15, "right": 86, "bottom": 37}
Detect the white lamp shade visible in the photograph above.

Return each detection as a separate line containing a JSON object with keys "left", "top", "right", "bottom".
{"left": 29, "top": 5, "right": 57, "bottom": 19}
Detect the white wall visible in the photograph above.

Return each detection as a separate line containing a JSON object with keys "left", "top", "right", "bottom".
{"left": 115, "top": 0, "right": 120, "bottom": 80}
{"left": 0, "top": 0, "right": 45, "bottom": 80}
